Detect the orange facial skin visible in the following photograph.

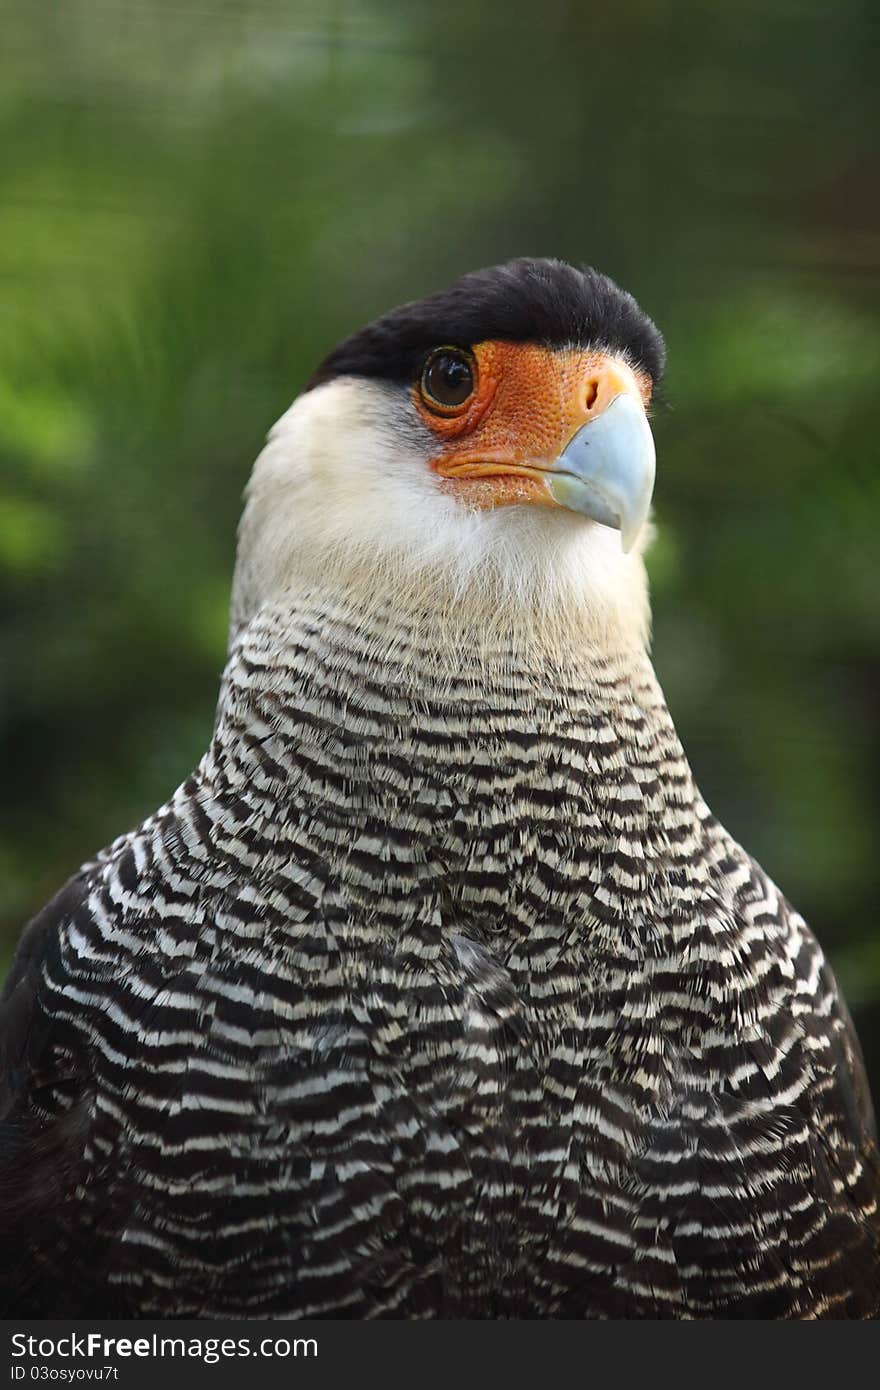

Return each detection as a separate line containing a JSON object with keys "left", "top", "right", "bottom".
{"left": 413, "top": 341, "right": 653, "bottom": 510}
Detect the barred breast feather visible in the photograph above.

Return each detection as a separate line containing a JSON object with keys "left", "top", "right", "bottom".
{"left": 2, "top": 587, "right": 879, "bottom": 1317}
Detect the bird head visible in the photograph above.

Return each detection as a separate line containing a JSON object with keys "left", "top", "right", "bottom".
{"left": 231, "top": 259, "right": 665, "bottom": 654}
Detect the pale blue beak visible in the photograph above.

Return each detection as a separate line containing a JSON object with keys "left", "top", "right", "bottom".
{"left": 545, "top": 394, "right": 656, "bottom": 552}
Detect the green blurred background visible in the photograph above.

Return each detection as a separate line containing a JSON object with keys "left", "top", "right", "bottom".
{"left": 2, "top": 1, "right": 879, "bottom": 1090}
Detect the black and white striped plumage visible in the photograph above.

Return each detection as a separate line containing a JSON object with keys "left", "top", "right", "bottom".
{"left": 2, "top": 260, "right": 878, "bottom": 1318}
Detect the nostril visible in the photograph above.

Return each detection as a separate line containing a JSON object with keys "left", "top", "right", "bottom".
{"left": 584, "top": 378, "right": 599, "bottom": 411}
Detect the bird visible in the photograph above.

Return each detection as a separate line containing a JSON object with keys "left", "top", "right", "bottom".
{"left": 1, "top": 257, "right": 878, "bottom": 1320}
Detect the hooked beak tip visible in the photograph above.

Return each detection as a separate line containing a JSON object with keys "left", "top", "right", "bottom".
{"left": 548, "top": 393, "right": 656, "bottom": 550}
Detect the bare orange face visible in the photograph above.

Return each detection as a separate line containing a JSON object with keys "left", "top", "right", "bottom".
{"left": 413, "top": 341, "right": 653, "bottom": 514}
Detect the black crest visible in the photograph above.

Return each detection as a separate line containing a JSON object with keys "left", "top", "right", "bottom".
{"left": 307, "top": 258, "right": 665, "bottom": 391}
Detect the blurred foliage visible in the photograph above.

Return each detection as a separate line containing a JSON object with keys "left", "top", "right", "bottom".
{"left": 1, "top": 0, "right": 879, "bottom": 1085}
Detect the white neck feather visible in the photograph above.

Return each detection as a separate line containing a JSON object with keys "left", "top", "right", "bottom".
{"left": 229, "top": 379, "right": 653, "bottom": 670}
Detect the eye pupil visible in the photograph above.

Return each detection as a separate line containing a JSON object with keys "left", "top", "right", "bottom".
{"left": 422, "top": 349, "right": 475, "bottom": 408}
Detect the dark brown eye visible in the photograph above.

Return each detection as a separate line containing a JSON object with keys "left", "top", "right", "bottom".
{"left": 420, "top": 348, "right": 476, "bottom": 411}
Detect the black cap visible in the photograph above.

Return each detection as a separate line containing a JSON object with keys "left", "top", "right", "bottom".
{"left": 307, "top": 258, "right": 665, "bottom": 391}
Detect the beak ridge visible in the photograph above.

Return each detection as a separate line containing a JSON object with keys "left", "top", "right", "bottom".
{"left": 548, "top": 393, "right": 656, "bottom": 551}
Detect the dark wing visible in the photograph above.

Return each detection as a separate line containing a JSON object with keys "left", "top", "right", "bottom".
{"left": 0, "top": 872, "right": 123, "bottom": 1315}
